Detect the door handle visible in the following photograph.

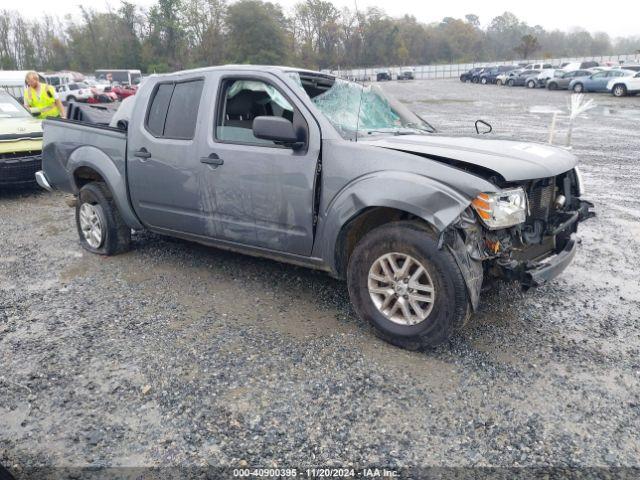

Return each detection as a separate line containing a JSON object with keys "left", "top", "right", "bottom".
{"left": 134, "top": 148, "right": 152, "bottom": 159}
{"left": 200, "top": 153, "right": 224, "bottom": 167}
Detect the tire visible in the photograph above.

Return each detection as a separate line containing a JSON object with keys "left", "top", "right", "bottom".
{"left": 508, "top": 79, "right": 515, "bottom": 87}
{"left": 612, "top": 84, "right": 627, "bottom": 97}
{"left": 347, "top": 221, "right": 470, "bottom": 350}
{"left": 496, "top": 79, "right": 503, "bottom": 86}
{"left": 76, "top": 182, "right": 131, "bottom": 255}
{"left": 480, "top": 77, "right": 488, "bottom": 84}
{"left": 527, "top": 80, "right": 536, "bottom": 89}
{"left": 573, "top": 83, "right": 584, "bottom": 93}
{"left": 67, "top": 96, "right": 76, "bottom": 102}
{"left": 547, "top": 82, "right": 558, "bottom": 90}
{"left": 472, "top": 76, "right": 479, "bottom": 84}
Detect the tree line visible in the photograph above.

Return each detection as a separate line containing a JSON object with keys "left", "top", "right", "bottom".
{"left": 1, "top": 0, "right": 639, "bottom": 74}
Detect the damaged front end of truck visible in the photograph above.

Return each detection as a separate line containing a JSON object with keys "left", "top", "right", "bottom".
{"left": 443, "top": 167, "right": 594, "bottom": 310}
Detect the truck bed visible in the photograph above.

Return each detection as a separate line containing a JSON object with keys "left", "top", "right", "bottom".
{"left": 41, "top": 117, "right": 127, "bottom": 194}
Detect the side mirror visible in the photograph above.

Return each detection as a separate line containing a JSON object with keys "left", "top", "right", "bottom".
{"left": 252, "top": 116, "right": 304, "bottom": 150}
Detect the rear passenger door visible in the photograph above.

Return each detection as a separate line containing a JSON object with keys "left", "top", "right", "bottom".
{"left": 128, "top": 77, "right": 210, "bottom": 235}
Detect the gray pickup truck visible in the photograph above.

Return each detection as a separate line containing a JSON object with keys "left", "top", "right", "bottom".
{"left": 37, "top": 65, "right": 593, "bottom": 349}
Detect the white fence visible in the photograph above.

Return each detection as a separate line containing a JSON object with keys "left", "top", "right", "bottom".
{"left": 335, "top": 53, "right": 640, "bottom": 81}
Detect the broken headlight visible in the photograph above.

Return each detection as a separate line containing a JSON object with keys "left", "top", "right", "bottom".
{"left": 471, "top": 188, "right": 527, "bottom": 230}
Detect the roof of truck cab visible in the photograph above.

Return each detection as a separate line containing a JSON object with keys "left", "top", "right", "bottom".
{"left": 148, "top": 65, "right": 335, "bottom": 80}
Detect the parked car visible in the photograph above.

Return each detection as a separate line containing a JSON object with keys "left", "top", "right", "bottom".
{"left": 479, "top": 65, "right": 518, "bottom": 84}
{"left": 496, "top": 69, "right": 522, "bottom": 86}
{"left": 532, "top": 69, "right": 564, "bottom": 88}
{"left": 0, "top": 90, "right": 42, "bottom": 188}
{"left": 562, "top": 61, "right": 599, "bottom": 71}
{"left": 460, "top": 67, "right": 484, "bottom": 83}
{"left": 110, "top": 84, "right": 137, "bottom": 100}
{"left": 546, "top": 70, "right": 593, "bottom": 90}
{"left": 569, "top": 69, "right": 636, "bottom": 93}
{"left": 376, "top": 69, "right": 392, "bottom": 81}
{"left": 37, "top": 65, "right": 594, "bottom": 350}
{"left": 508, "top": 70, "right": 541, "bottom": 86}
{"left": 614, "top": 64, "right": 640, "bottom": 73}
{"left": 57, "top": 83, "right": 93, "bottom": 103}
{"left": 95, "top": 69, "right": 142, "bottom": 87}
{"left": 522, "top": 63, "right": 553, "bottom": 71}
{"left": 397, "top": 68, "right": 415, "bottom": 80}
{"left": 607, "top": 71, "right": 640, "bottom": 97}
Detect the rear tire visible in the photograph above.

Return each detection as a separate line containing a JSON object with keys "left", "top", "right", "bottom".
{"left": 527, "top": 80, "right": 536, "bottom": 88}
{"left": 548, "top": 82, "right": 558, "bottom": 90}
{"left": 496, "top": 79, "right": 503, "bottom": 86}
{"left": 347, "top": 221, "right": 470, "bottom": 350}
{"left": 612, "top": 84, "right": 627, "bottom": 97}
{"left": 67, "top": 96, "right": 76, "bottom": 102}
{"left": 480, "top": 77, "right": 488, "bottom": 85}
{"left": 76, "top": 182, "right": 131, "bottom": 256}
{"left": 508, "top": 79, "right": 515, "bottom": 87}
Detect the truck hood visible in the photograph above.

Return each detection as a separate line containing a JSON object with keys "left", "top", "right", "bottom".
{"left": 0, "top": 117, "right": 43, "bottom": 154}
{"left": 363, "top": 135, "right": 577, "bottom": 181}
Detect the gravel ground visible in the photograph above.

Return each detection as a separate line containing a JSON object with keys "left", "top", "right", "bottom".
{"left": 1, "top": 79, "right": 639, "bottom": 478}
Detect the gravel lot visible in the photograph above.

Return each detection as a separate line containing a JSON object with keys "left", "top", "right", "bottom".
{"left": 1, "top": 79, "right": 639, "bottom": 478}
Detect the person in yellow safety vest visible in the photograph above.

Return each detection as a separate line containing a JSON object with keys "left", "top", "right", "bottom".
{"left": 23, "top": 71, "right": 65, "bottom": 119}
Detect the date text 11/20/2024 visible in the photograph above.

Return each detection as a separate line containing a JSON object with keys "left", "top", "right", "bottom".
{"left": 232, "top": 468, "right": 399, "bottom": 477}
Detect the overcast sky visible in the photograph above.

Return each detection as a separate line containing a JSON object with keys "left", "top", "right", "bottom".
{"left": 12, "top": 0, "right": 640, "bottom": 38}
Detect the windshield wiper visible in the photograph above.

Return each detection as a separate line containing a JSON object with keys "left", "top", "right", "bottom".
{"left": 365, "top": 129, "right": 420, "bottom": 136}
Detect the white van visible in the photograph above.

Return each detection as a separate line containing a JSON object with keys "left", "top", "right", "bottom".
{"left": 0, "top": 70, "right": 45, "bottom": 103}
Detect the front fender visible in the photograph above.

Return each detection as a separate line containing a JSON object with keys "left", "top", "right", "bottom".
{"left": 67, "top": 146, "right": 143, "bottom": 230}
{"left": 312, "top": 171, "right": 479, "bottom": 275}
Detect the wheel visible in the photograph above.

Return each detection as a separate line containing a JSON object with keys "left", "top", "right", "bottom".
{"left": 480, "top": 77, "right": 488, "bottom": 84}
{"left": 496, "top": 79, "right": 503, "bottom": 86}
{"left": 573, "top": 83, "right": 584, "bottom": 93}
{"left": 612, "top": 84, "right": 627, "bottom": 97}
{"left": 347, "top": 221, "right": 470, "bottom": 350}
{"left": 76, "top": 182, "right": 131, "bottom": 255}
{"left": 508, "top": 79, "right": 515, "bottom": 87}
{"left": 472, "top": 76, "right": 479, "bottom": 84}
{"left": 547, "top": 82, "right": 558, "bottom": 90}
{"left": 527, "top": 80, "right": 536, "bottom": 88}
{"left": 67, "top": 96, "right": 76, "bottom": 102}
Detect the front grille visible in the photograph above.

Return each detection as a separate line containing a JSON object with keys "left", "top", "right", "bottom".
{"left": 528, "top": 181, "right": 555, "bottom": 220}
{"left": 0, "top": 153, "right": 42, "bottom": 185}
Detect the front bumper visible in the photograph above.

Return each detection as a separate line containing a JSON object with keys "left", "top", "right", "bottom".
{"left": 521, "top": 234, "right": 578, "bottom": 288}
{"left": 0, "top": 154, "right": 42, "bottom": 186}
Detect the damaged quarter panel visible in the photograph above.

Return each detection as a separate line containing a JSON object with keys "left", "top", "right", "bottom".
{"left": 312, "top": 139, "right": 498, "bottom": 275}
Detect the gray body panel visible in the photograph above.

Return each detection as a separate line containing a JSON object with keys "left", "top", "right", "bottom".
{"left": 40, "top": 65, "right": 579, "bottom": 278}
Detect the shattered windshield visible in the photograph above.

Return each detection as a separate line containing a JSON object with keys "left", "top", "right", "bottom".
{"left": 291, "top": 73, "right": 433, "bottom": 140}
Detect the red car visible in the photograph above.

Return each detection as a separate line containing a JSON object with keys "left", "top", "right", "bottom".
{"left": 111, "top": 85, "right": 137, "bottom": 100}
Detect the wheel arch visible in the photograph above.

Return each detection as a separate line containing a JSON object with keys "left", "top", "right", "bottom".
{"left": 312, "top": 171, "right": 474, "bottom": 278}
{"left": 68, "top": 146, "right": 143, "bottom": 230}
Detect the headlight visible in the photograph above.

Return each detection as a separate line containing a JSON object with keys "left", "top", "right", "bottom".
{"left": 574, "top": 166, "right": 585, "bottom": 196}
{"left": 471, "top": 188, "right": 527, "bottom": 230}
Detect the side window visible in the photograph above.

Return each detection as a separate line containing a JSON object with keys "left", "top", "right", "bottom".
{"left": 164, "top": 80, "right": 204, "bottom": 140}
{"left": 146, "top": 83, "right": 174, "bottom": 137}
{"left": 592, "top": 72, "right": 605, "bottom": 78}
{"left": 145, "top": 79, "right": 204, "bottom": 139}
{"left": 215, "top": 78, "right": 295, "bottom": 146}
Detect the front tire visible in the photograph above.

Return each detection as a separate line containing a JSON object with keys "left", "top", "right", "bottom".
{"left": 527, "top": 80, "right": 536, "bottom": 88}
{"left": 480, "top": 77, "right": 488, "bottom": 84}
{"left": 612, "top": 84, "right": 627, "bottom": 97}
{"left": 508, "top": 79, "right": 515, "bottom": 87}
{"left": 548, "top": 82, "right": 558, "bottom": 90}
{"left": 347, "top": 221, "right": 470, "bottom": 350}
{"left": 573, "top": 83, "right": 584, "bottom": 93}
{"left": 496, "top": 79, "right": 503, "bottom": 86}
{"left": 76, "top": 182, "right": 131, "bottom": 255}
